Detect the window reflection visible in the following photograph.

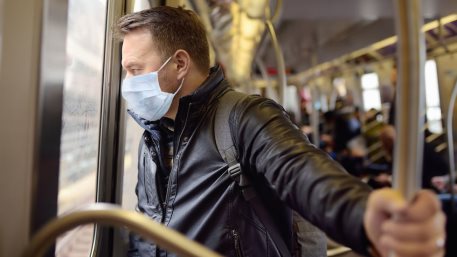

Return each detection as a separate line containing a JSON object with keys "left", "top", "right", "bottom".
{"left": 56, "top": 0, "right": 107, "bottom": 256}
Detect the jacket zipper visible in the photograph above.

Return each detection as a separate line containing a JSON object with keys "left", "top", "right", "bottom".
{"left": 144, "top": 134, "right": 167, "bottom": 210}
{"left": 143, "top": 135, "right": 154, "bottom": 204}
{"left": 175, "top": 103, "right": 193, "bottom": 156}
{"left": 232, "top": 230, "right": 245, "bottom": 257}
{"left": 162, "top": 103, "right": 192, "bottom": 217}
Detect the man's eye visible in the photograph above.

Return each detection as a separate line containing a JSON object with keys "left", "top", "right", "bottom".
{"left": 131, "top": 69, "right": 143, "bottom": 75}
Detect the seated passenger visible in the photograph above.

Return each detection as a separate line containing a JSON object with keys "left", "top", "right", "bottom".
{"left": 117, "top": 6, "right": 446, "bottom": 257}
{"left": 432, "top": 175, "right": 457, "bottom": 193}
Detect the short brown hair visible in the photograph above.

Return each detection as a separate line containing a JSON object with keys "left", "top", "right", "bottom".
{"left": 116, "top": 6, "right": 210, "bottom": 73}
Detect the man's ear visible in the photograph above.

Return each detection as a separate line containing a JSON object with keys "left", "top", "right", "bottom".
{"left": 173, "top": 49, "right": 190, "bottom": 81}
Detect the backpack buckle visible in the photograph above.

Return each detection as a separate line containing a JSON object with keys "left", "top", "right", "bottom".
{"left": 228, "top": 163, "right": 242, "bottom": 180}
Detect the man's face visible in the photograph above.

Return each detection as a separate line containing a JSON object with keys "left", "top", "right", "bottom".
{"left": 121, "top": 29, "right": 177, "bottom": 93}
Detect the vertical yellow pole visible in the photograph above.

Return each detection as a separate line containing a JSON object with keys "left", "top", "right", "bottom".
{"left": 392, "top": 0, "right": 426, "bottom": 199}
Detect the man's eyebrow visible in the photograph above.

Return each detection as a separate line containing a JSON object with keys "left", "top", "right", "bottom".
{"left": 122, "top": 60, "right": 140, "bottom": 70}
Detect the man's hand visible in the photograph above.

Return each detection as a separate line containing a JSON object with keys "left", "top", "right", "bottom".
{"left": 364, "top": 189, "right": 446, "bottom": 257}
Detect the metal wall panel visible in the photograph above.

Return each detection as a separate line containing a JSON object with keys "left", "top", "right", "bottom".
{"left": 0, "top": 0, "right": 44, "bottom": 256}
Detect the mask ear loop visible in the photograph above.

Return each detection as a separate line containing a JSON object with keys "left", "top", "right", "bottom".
{"left": 157, "top": 56, "right": 173, "bottom": 72}
{"left": 158, "top": 55, "right": 185, "bottom": 95}
{"left": 173, "top": 78, "right": 185, "bottom": 95}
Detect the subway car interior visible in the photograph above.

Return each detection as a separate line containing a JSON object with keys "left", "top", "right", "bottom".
{"left": 1, "top": 0, "right": 457, "bottom": 256}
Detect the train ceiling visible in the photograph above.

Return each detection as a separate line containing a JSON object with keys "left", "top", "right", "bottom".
{"left": 261, "top": 0, "right": 457, "bottom": 74}
{"left": 189, "top": 0, "right": 457, "bottom": 85}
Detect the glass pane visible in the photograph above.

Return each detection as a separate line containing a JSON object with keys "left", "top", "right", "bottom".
{"left": 56, "top": 0, "right": 107, "bottom": 256}
{"left": 425, "top": 59, "right": 441, "bottom": 108}
{"left": 427, "top": 105, "right": 443, "bottom": 134}
{"left": 427, "top": 106, "right": 443, "bottom": 121}
{"left": 333, "top": 77, "right": 347, "bottom": 97}
{"left": 427, "top": 107, "right": 443, "bottom": 134}
{"left": 284, "top": 85, "right": 300, "bottom": 124}
{"left": 361, "top": 72, "right": 379, "bottom": 89}
{"left": 362, "top": 89, "right": 382, "bottom": 111}
{"left": 428, "top": 120, "right": 443, "bottom": 134}
{"left": 122, "top": 113, "right": 144, "bottom": 211}
{"left": 133, "top": 0, "right": 151, "bottom": 12}
{"left": 121, "top": 0, "right": 156, "bottom": 212}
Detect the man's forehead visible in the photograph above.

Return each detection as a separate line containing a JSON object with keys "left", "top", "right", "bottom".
{"left": 121, "top": 30, "right": 161, "bottom": 65}
{"left": 123, "top": 30, "right": 154, "bottom": 52}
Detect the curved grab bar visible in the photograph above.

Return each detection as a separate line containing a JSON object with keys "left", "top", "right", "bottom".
{"left": 265, "top": 20, "right": 287, "bottom": 106}
{"left": 22, "top": 203, "right": 223, "bottom": 257}
{"left": 310, "top": 87, "right": 320, "bottom": 147}
{"left": 446, "top": 79, "right": 457, "bottom": 209}
{"left": 270, "top": 0, "right": 283, "bottom": 23}
{"left": 255, "top": 57, "right": 271, "bottom": 87}
{"left": 327, "top": 246, "right": 351, "bottom": 257}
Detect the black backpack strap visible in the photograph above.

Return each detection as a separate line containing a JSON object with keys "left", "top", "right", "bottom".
{"left": 214, "top": 90, "right": 253, "bottom": 198}
{"left": 215, "top": 90, "right": 292, "bottom": 257}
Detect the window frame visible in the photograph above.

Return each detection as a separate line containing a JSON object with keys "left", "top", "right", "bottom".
{"left": 91, "top": 0, "right": 128, "bottom": 256}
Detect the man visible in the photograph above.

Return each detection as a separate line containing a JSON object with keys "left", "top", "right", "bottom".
{"left": 117, "top": 6, "right": 446, "bottom": 257}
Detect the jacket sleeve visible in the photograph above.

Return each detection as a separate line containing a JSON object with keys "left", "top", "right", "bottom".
{"left": 232, "top": 95, "right": 372, "bottom": 255}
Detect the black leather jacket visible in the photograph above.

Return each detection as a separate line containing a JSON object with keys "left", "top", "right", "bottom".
{"left": 128, "top": 66, "right": 372, "bottom": 257}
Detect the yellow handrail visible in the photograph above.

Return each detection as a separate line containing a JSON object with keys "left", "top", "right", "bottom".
{"left": 23, "top": 203, "right": 224, "bottom": 257}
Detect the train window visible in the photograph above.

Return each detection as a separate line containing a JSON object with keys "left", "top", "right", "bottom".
{"left": 56, "top": 0, "right": 107, "bottom": 256}
{"left": 283, "top": 85, "right": 301, "bottom": 124}
{"left": 133, "top": 0, "right": 151, "bottom": 11}
{"left": 330, "top": 77, "right": 347, "bottom": 110}
{"left": 361, "top": 72, "right": 382, "bottom": 111}
{"left": 333, "top": 77, "right": 347, "bottom": 97}
{"left": 122, "top": 116, "right": 144, "bottom": 211}
{"left": 424, "top": 59, "right": 443, "bottom": 134}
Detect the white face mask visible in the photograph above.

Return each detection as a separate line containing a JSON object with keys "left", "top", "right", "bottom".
{"left": 121, "top": 56, "right": 184, "bottom": 121}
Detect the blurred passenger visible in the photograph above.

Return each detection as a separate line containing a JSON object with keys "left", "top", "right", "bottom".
{"left": 300, "top": 100, "right": 310, "bottom": 126}
{"left": 286, "top": 109, "right": 298, "bottom": 126}
{"left": 432, "top": 175, "right": 457, "bottom": 193}
{"left": 353, "top": 106, "right": 363, "bottom": 124}
{"left": 388, "top": 65, "right": 397, "bottom": 125}
{"left": 379, "top": 125, "right": 449, "bottom": 191}
{"left": 321, "top": 110, "right": 335, "bottom": 135}
{"left": 116, "top": 6, "right": 446, "bottom": 257}
{"left": 322, "top": 107, "right": 364, "bottom": 177}
{"left": 319, "top": 111, "right": 336, "bottom": 158}
{"left": 333, "top": 107, "right": 361, "bottom": 153}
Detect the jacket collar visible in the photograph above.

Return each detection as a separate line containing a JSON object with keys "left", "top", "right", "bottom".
{"left": 127, "top": 110, "right": 160, "bottom": 134}
{"left": 180, "top": 65, "right": 227, "bottom": 105}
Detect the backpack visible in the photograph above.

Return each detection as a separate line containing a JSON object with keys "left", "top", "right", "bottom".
{"left": 214, "top": 90, "right": 327, "bottom": 257}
